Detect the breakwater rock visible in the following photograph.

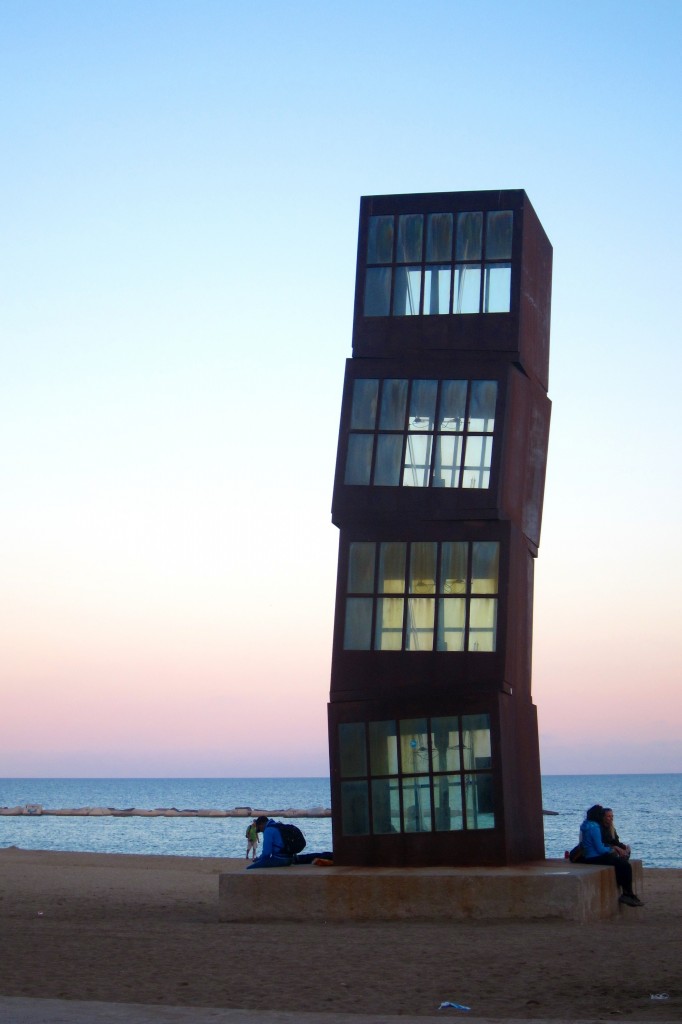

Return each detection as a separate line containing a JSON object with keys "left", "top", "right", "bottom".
{"left": 0, "top": 804, "right": 332, "bottom": 818}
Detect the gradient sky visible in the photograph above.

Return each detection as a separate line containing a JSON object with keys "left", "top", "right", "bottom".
{"left": 1, "top": 0, "right": 681, "bottom": 778}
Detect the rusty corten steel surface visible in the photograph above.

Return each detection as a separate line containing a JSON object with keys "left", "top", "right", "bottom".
{"left": 328, "top": 189, "right": 552, "bottom": 867}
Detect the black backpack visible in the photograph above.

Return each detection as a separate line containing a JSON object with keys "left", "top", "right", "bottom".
{"left": 274, "top": 822, "right": 306, "bottom": 856}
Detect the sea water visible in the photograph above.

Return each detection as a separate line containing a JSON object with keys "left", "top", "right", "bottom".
{"left": 1, "top": 774, "right": 680, "bottom": 867}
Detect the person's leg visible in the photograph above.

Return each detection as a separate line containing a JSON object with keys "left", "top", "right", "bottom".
{"left": 585, "top": 854, "right": 641, "bottom": 904}
{"left": 613, "top": 857, "right": 633, "bottom": 894}
{"left": 247, "top": 854, "right": 292, "bottom": 869}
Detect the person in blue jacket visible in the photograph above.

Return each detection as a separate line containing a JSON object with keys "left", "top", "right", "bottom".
{"left": 580, "top": 804, "right": 643, "bottom": 907}
{"left": 246, "top": 815, "right": 293, "bottom": 869}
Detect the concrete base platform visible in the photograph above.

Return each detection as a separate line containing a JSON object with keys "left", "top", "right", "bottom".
{"left": 219, "top": 859, "right": 643, "bottom": 924}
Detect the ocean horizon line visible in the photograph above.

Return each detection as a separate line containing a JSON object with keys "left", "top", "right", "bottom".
{"left": 3, "top": 770, "right": 681, "bottom": 780}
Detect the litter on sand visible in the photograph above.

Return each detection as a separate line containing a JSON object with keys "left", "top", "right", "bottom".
{"left": 650, "top": 994, "right": 669, "bottom": 1000}
{"left": 438, "top": 1002, "right": 471, "bottom": 1011}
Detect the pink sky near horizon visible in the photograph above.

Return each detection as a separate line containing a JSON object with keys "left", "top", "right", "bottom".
{"left": 2, "top": 2, "right": 681, "bottom": 780}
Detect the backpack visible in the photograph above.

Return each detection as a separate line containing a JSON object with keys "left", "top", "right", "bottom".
{"left": 273, "top": 822, "right": 306, "bottom": 856}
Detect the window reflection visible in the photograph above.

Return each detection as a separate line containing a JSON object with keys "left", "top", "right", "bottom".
{"left": 345, "top": 378, "right": 497, "bottom": 490}
{"left": 426, "top": 212, "right": 453, "bottom": 262}
{"left": 343, "top": 540, "right": 499, "bottom": 652}
{"left": 397, "top": 214, "right": 423, "bottom": 263}
{"left": 338, "top": 714, "right": 494, "bottom": 835}
{"left": 350, "top": 379, "right": 378, "bottom": 430}
{"left": 393, "top": 266, "right": 422, "bottom": 315}
{"left": 367, "top": 216, "right": 394, "bottom": 263}
{"left": 424, "top": 265, "right": 451, "bottom": 315}
{"left": 364, "top": 267, "right": 392, "bottom": 316}
{"left": 364, "top": 209, "right": 512, "bottom": 317}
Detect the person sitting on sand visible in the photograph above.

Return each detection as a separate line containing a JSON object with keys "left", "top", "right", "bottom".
{"left": 245, "top": 819, "right": 259, "bottom": 861}
{"left": 600, "top": 807, "right": 631, "bottom": 858}
{"left": 246, "top": 815, "right": 292, "bottom": 870}
{"left": 580, "top": 804, "right": 643, "bottom": 907}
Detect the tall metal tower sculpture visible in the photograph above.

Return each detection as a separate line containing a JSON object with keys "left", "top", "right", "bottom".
{"left": 328, "top": 190, "right": 552, "bottom": 866}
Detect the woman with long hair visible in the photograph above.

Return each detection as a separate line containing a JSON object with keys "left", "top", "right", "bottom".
{"left": 580, "top": 804, "right": 643, "bottom": 907}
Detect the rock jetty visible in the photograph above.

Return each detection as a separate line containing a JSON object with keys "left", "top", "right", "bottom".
{"left": 0, "top": 804, "right": 331, "bottom": 818}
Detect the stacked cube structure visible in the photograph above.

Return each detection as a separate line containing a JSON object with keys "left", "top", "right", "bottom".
{"left": 328, "top": 189, "right": 552, "bottom": 866}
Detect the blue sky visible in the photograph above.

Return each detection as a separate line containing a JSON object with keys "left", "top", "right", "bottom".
{"left": 1, "top": 0, "right": 681, "bottom": 776}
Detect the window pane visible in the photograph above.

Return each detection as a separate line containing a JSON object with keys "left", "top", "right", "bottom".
{"left": 439, "top": 380, "right": 467, "bottom": 430}
{"left": 378, "top": 542, "right": 406, "bottom": 593}
{"left": 423, "top": 265, "right": 451, "bottom": 315}
{"left": 461, "top": 714, "right": 492, "bottom": 770}
{"left": 347, "top": 542, "right": 375, "bottom": 593}
{"left": 399, "top": 719, "right": 429, "bottom": 772}
{"left": 371, "top": 778, "right": 401, "bottom": 834}
{"left": 433, "top": 774, "right": 464, "bottom": 831}
{"left": 456, "top": 211, "right": 482, "bottom": 260}
{"left": 367, "top": 215, "right": 394, "bottom": 263}
{"left": 339, "top": 722, "right": 367, "bottom": 777}
{"left": 369, "top": 720, "right": 399, "bottom": 775}
{"left": 345, "top": 434, "right": 373, "bottom": 485}
{"left": 440, "top": 542, "right": 468, "bottom": 594}
{"left": 396, "top": 214, "right": 423, "bottom": 263}
{"left": 461, "top": 435, "right": 493, "bottom": 489}
{"left": 485, "top": 210, "right": 513, "bottom": 259}
{"left": 375, "top": 597, "right": 404, "bottom": 650}
{"left": 406, "top": 597, "right": 435, "bottom": 651}
{"left": 405, "top": 382, "right": 432, "bottom": 434}
{"left": 344, "top": 597, "right": 373, "bottom": 650}
{"left": 434, "top": 434, "right": 462, "bottom": 488}
{"left": 374, "top": 434, "right": 403, "bottom": 485}
{"left": 431, "top": 717, "right": 460, "bottom": 772}
{"left": 403, "top": 433, "right": 432, "bottom": 487}
{"left": 437, "top": 597, "right": 465, "bottom": 651}
{"left": 379, "top": 379, "right": 408, "bottom": 430}
{"left": 454, "top": 265, "right": 481, "bottom": 314}
{"left": 484, "top": 264, "right": 511, "bottom": 313}
{"left": 468, "top": 598, "right": 497, "bottom": 651}
{"left": 409, "top": 541, "right": 437, "bottom": 593}
{"left": 426, "top": 212, "right": 453, "bottom": 261}
{"left": 469, "top": 381, "right": 497, "bottom": 430}
{"left": 408, "top": 379, "right": 437, "bottom": 430}
{"left": 402, "top": 777, "right": 432, "bottom": 832}
{"left": 350, "top": 379, "right": 379, "bottom": 430}
{"left": 464, "top": 773, "right": 495, "bottom": 829}
{"left": 341, "top": 780, "right": 370, "bottom": 835}
{"left": 471, "top": 541, "right": 499, "bottom": 593}
{"left": 364, "top": 267, "right": 392, "bottom": 316}
{"left": 393, "top": 266, "right": 422, "bottom": 315}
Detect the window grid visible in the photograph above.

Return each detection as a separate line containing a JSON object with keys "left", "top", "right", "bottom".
{"left": 344, "top": 377, "right": 497, "bottom": 490}
{"left": 364, "top": 210, "right": 513, "bottom": 317}
{"left": 343, "top": 540, "right": 499, "bottom": 652}
{"left": 338, "top": 714, "right": 495, "bottom": 835}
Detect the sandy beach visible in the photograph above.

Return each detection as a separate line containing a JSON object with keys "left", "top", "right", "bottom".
{"left": 0, "top": 847, "right": 680, "bottom": 1020}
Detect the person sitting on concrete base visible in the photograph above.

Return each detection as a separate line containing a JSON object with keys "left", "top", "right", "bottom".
{"left": 600, "top": 806, "right": 631, "bottom": 858}
{"left": 246, "top": 816, "right": 292, "bottom": 870}
{"left": 580, "top": 804, "right": 643, "bottom": 907}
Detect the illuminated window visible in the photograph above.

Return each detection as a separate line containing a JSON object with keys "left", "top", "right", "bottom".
{"left": 338, "top": 714, "right": 494, "bottom": 835}
{"left": 343, "top": 540, "right": 499, "bottom": 652}
{"left": 364, "top": 210, "right": 512, "bottom": 317}
{"left": 344, "top": 378, "right": 497, "bottom": 490}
